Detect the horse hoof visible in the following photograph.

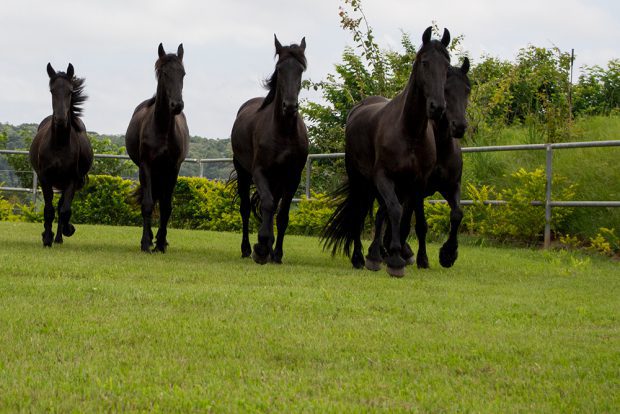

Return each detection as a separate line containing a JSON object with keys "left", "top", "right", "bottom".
{"left": 63, "top": 224, "right": 75, "bottom": 237}
{"left": 153, "top": 246, "right": 167, "bottom": 253}
{"left": 365, "top": 258, "right": 382, "bottom": 271}
{"left": 54, "top": 237, "right": 63, "bottom": 244}
{"left": 439, "top": 246, "right": 457, "bottom": 268}
{"left": 251, "top": 250, "right": 270, "bottom": 265}
{"left": 404, "top": 255, "right": 415, "bottom": 266}
{"left": 42, "top": 232, "right": 54, "bottom": 247}
{"left": 417, "top": 257, "right": 430, "bottom": 269}
{"left": 387, "top": 266, "right": 405, "bottom": 278}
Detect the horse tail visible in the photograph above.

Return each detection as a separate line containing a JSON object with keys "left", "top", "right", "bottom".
{"left": 250, "top": 190, "right": 262, "bottom": 222}
{"left": 320, "top": 172, "right": 373, "bottom": 257}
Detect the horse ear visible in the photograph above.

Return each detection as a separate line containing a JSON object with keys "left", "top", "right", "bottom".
{"left": 300, "top": 37, "right": 306, "bottom": 52}
{"left": 461, "top": 57, "right": 470, "bottom": 74}
{"left": 177, "top": 44, "right": 184, "bottom": 61}
{"left": 46, "top": 63, "right": 56, "bottom": 79}
{"left": 66, "top": 63, "right": 74, "bottom": 79}
{"left": 441, "top": 28, "right": 451, "bottom": 47}
{"left": 158, "top": 43, "right": 166, "bottom": 58}
{"left": 422, "top": 26, "right": 432, "bottom": 45}
{"left": 274, "top": 34, "right": 283, "bottom": 55}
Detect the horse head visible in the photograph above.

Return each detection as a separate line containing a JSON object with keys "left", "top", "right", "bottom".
{"left": 444, "top": 57, "right": 471, "bottom": 138}
{"left": 274, "top": 35, "right": 307, "bottom": 117}
{"left": 416, "top": 26, "right": 451, "bottom": 121}
{"left": 47, "top": 63, "right": 75, "bottom": 128}
{"left": 155, "top": 43, "right": 186, "bottom": 115}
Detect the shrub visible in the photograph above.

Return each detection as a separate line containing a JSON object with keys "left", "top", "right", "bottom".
{"left": 171, "top": 177, "right": 249, "bottom": 232}
{"left": 72, "top": 175, "right": 140, "bottom": 226}
{"left": 288, "top": 192, "right": 336, "bottom": 236}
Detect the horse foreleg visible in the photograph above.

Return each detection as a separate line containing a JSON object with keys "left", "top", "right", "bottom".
{"left": 365, "top": 200, "right": 385, "bottom": 271}
{"left": 273, "top": 190, "right": 293, "bottom": 264}
{"left": 439, "top": 187, "right": 463, "bottom": 268}
{"left": 399, "top": 199, "right": 416, "bottom": 265}
{"left": 54, "top": 193, "right": 66, "bottom": 244}
{"left": 252, "top": 169, "right": 275, "bottom": 264}
{"left": 139, "top": 166, "right": 154, "bottom": 252}
{"left": 154, "top": 183, "right": 173, "bottom": 253}
{"left": 413, "top": 196, "right": 429, "bottom": 269}
{"left": 55, "top": 183, "right": 77, "bottom": 244}
{"left": 374, "top": 172, "right": 406, "bottom": 277}
{"left": 41, "top": 181, "right": 55, "bottom": 247}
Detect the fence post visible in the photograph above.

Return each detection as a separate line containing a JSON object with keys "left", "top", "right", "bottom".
{"left": 544, "top": 144, "right": 553, "bottom": 248}
{"left": 199, "top": 160, "right": 204, "bottom": 178}
{"left": 305, "top": 156, "right": 312, "bottom": 199}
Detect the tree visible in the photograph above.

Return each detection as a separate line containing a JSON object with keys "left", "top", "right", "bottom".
{"left": 573, "top": 59, "right": 620, "bottom": 116}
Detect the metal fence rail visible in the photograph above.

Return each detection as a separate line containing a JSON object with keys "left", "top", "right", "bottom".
{"left": 2, "top": 140, "right": 619, "bottom": 248}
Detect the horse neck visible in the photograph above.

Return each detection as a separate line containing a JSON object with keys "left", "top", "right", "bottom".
{"left": 401, "top": 69, "right": 429, "bottom": 138}
{"left": 50, "top": 118, "right": 72, "bottom": 147}
{"left": 154, "top": 82, "right": 174, "bottom": 133}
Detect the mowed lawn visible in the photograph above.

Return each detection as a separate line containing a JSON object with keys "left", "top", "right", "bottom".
{"left": 0, "top": 222, "right": 618, "bottom": 412}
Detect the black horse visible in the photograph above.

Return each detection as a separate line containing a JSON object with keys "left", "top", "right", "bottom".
{"left": 369, "top": 58, "right": 471, "bottom": 270}
{"left": 231, "top": 35, "right": 308, "bottom": 264}
{"left": 126, "top": 43, "right": 189, "bottom": 252}
{"left": 322, "top": 27, "right": 451, "bottom": 277}
{"left": 29, "top": 63, "right": 93, "bottom": 247}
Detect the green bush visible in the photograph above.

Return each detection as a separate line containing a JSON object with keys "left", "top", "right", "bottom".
{"left": 461, "top": 168, "right": 576, "bottom": 243}
{"left": 72, "top": 175, "right": 140, "bottom": 226}
{"left": 288, "top": 192, "right": 336, "bottom": 236}
{"left": 171, "top": 177, "right": 249, "bottom": 232}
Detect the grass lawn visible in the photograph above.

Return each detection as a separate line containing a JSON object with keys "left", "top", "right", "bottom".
{"left": 0, "top": 221, "right": 618, "bottom": 412}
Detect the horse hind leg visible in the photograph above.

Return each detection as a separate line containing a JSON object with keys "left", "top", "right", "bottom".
{"left": 235, "top": 163, "right": 252, "bottom": 258}
{"left": 154, "top": 179, "right": 175, "bottom": 253}
{"left": 139, "top": 167, "right": 154, "bottom": 252}
{"left": 365, "top": 201, "right": 385, "bottom": 271}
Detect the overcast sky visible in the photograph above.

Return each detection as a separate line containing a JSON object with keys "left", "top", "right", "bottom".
{"left": 1, "top": 0, "right": 618, "bottom": 139}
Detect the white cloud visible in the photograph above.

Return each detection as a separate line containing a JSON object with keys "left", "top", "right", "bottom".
{"left": 1, "top": 0, "right": 618, "bottom": 138}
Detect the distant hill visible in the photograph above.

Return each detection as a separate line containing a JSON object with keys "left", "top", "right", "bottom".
{"left": 0, "top": 122, "right": 233, "bottom": 187}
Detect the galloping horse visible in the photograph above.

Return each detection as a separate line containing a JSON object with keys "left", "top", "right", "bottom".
{"left": 231, "top": 35, "right": 308, "bottom": 264}
{"left": 371, "top": 58, "right": 471, "bottom": 269}
{"left": 322, "top": 27, "right": 451, "bottom": 277}
{"left": 126, "top": 43, "right": 189, "bottom": 252}
{"left": 29, "top": 63, "right": 93, "bottom": 247}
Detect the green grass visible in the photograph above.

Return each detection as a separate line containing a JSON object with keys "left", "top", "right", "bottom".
{"left": 0, "top": 222, "right": 618, "bottom": 412}
{"left": 462, "top": 115, "right": 620, "bottom": 237}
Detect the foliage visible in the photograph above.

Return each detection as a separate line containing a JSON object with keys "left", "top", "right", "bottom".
{"left": 587, "top": 228, "right": 619, "bottom": 256}
{"left": 460, "top": 168, "right": 576, "bottom": 243}
{"left": 72, "top": 175, "right": 141, "bottom": 226}
{"left": 88, "top": 134, "right": 137, "bottom": 178}
{"left": 171, "top": 177, "right": 247, "bottom": 232}
{"left": 573, "top": 59, "right": 620, "bottom": 116}
{"left": 288, "top": 192, "right": 336, "bottom": 236}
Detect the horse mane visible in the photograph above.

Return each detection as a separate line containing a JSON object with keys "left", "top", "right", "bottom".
{"left": 48, "top": 72, "right": 87, "bottom": 121}
{"left": 154, "top": 54, "right": 184, "bottom": 77}
{"left": 259, "top": 43, "right": 307, "bottom": 111}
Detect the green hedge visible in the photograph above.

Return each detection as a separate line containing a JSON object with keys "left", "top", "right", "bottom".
{"left": 3, "top": 171, "right": 616, "bottom": 254}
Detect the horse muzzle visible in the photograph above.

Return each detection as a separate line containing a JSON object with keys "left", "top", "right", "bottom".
{"left": 450, "top": 120, "right": 467, "bottom": 139}
{"left": 427, "top": 100, "right": 445, "bottom": 121}
{"left": 170, "top": 101, "right": 184, "bottom": 115}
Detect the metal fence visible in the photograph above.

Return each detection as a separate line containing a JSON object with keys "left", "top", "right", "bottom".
{"left": 2, "top": 140, "right": 619, "bottom": 248}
